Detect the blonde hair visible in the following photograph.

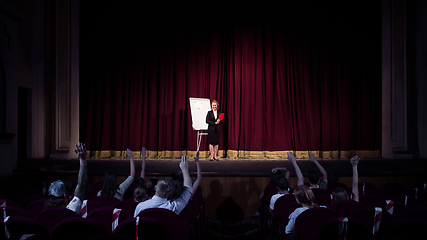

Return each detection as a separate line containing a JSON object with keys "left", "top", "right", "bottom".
{"left": 212, "top": 100, "right": 219, "bottom": 109}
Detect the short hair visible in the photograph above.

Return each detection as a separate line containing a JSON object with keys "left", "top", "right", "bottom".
{"left": 155, "top": 178, "right": 174, "bottom": 198}
{"left": 308, "top": 171, "right": 320, "bottom": 185}
{"left": 133, "top": 185, "right": 148, "bottom": 202}
{"left": 294, "top": 185, "right": 316, "bottom": 207}
{"left": 331, "top": 187, "right": 349, "bottom": 203}
{"left": 276, "top": 176, "right": 289, "bottom": 191}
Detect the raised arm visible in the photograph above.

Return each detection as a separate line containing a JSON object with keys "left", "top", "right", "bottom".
{"left": 192, "top": 151, "right": 202, "bottom": 195}
{"left": 140, "top": 147, "right": 146, "bottom": 180}
{"left": 309, "top": 153, "right": 327, "bottom": 181}
{"left": 73, "top": 142, "right": 87, "bottom": 200}
{"left": 180, "top": 155, "right": 193, "bottom": 188}
{"left": 126, "top": 149, "right": 136, "bottom": 178}
{"left": 350, "top": 156, "right": 360, "bottom": 202}
{"left": 288, "top": 152, "right": 304, "bottom": 186}
{"left": 272, "top": 167, "right": 291, "bottom": 180}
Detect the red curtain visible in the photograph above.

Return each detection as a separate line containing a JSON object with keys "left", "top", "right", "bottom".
{"left": 80, "top": 2, "right": 381, "bottom": 156}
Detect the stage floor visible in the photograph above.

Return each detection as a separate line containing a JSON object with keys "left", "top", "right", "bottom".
{"left": 18, "top": 157, "right": 427, "bottom": 178}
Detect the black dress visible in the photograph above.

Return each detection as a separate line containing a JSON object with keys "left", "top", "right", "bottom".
{"left": 206, "top": 110, "right": 224, "bottom": 145}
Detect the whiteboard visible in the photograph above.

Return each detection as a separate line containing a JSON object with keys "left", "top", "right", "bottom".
{"left": 189, "top": 98, "right": 211, "bottom": 130}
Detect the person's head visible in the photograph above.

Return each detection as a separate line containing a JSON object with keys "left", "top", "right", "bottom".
{"left": 155, "top": 178, "right": 174, "bottom": 198}
{"left": 294, "top": 185, "right": 316, "bottom": 207}
{"left": 211, "top": 100, "right": 218, "bottom": 111}
{"left": 270, "top": 170, "right": 283, "bottom": 183}
{"left": 331, "top": 187, "right": 349, "bottom": 203}
{"left": 276, "top": 176, "right": 289, "bottom": 192}
{"left": 44, "top": 180, "right": 68, "bottom": 209}
{"left": 133, "top": 185, "right": 148, "bottom": 202}
{"left": 101, "top": 171, "right": 120, "bottom": 196}
{"left": 146, "top": 178, "right": 158, "bottom": 190}
{"left": 308, "top": 171, "right": 321, "bottom": 185}
{"left": 172, "top": 174, "right": 185, "bottom": 197}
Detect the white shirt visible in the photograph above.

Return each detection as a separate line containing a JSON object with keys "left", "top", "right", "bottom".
{"left": 134, "top": 185, "right": 193, "bottom": 217}
{"left": 213, "top": 110, "right": 217, "bottom": 120}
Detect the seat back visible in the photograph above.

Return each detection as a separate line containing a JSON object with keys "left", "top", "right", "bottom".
{"left": 3, "top": 206, "right": 31, "bottom": 218}
{"left": 376, "top": 218, "right": 427, "bottom": 239}
{"left": 316, "top": 217, "right": 373, "bottom": 240}
{"left": 26, "top": 199, "right": 47, "bottom": 219}
{"left": 110, "top": 200, "right": 138, "bottom": 219}
{"left": 90, "top": 195, "right": 120, "bottom": 207}
{"left": 330, "top": 200, "right": 363, "bottom": 217}
{"left": 351, "top": 206, "right": 393, "bottom": 235}
{"left": 138, "top": 208, "right": 181, "bottom": 240}
{"left": 294, "top": 207, "right": 341, "bottom": 240}
{"left": 113, "top": 217, "right": 169, "bottom": 240}
{"left": 87, "top": 207, "right": 126, "bottom": 232}
{"left": 35, "top": 207, "right": 80, "bottom": 234}
{"left": 273, "top": 194, "right": 297, "bottom": 224}
{"left": 3, "top": 216, "right": 48, "bottom": 238}
{"left": 50, "top": 217, "right": 108, "bottom": 240}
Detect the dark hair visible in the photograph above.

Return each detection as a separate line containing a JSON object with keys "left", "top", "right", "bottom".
{"left": 270, "top": 170, "right": 283, "bottom": 183}
{"left": 146, "top": 178, "right": 158, "bottom": 190}
{"left": 172, "top": 174, "right": 185, "bottom": 197}
{"left": 331, "top": 187, "right": 349, "bottom": 203}
{"left": 133, "top": 185, "right": 148, "bottom": 202}
{"left": 308, "top": 171, "right": 320, "bottom": 185}
{"left": 276, "top": 176, "right": 289, "bottom": 191}
{"left": 294, "top": 185, "right": 317, "bottom": 208}
{"left": 44, "top": 195, "right": 68, "bottom": 209}
{"left": 100, "top": 171, "right": 121, "bottom": 196}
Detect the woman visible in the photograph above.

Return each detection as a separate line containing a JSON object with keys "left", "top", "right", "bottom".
{"left": 97, "top": 148, "right": 136, "bottom": 200}
{"left": 206, "top": 100, "right": 224, "bottom": 161}
{"left": 285, "top": 185, "right": 318, "bottom": 237}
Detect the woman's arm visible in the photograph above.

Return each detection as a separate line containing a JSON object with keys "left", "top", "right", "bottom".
{"left": 351, "top": 156, "right": 360, "bottom": 202}
{"left": 206, "top": 111, "right": 216, "bottom": 125}
{"left": 288, "top": 152, "right": 304, "bottom": 186}
{"left": 309, "top": 153, "right": 328, "bottom": 182}
{"left": 126, "top": 149, "right": 136, "bottom": 178}
{"left": 192, "top": 151, "right": 202, "bottom": 196}
{"left": 73, "top": 143, "right": 87, "bottom": 200}
{"left": 140, "top": 147, "right": 146, "bottom": 180}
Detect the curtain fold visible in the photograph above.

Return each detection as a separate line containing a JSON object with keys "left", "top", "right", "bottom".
{"left": 80, "top": 1, "right": 381, "bottom": 158}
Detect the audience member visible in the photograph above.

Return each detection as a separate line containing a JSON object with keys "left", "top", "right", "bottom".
{"left": 307, "top": 153, "right": 328, "bottom": 189}
{"left": 269, "top": 175, "right": 290, "bottom": 211}
{"left": 285, "top": 185, "right": 318, "bottom": 237}
{"left": 97, "top": 148, "right": 136, "bottom": 200}
{"left": 134, "top": 155, "right": 193, "bottom": 217}
{"left": 44, "top": 143, "right": 87, "bottom": 214}
{"left": 133, "top": 147, "right": 149, "bottom": 203}
{"left": 331, "top": 155, "right": 360, "bottom": 203}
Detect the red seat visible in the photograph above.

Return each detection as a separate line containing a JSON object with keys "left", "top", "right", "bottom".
{"left": 35, "top": 207, "right": 80, "bottom": 234}
{"left": 294, "top": 207, "right": 341, "bottom": 240}
{"left": 3, "top": 216, "right": 48, "bottom": 238}
{"left": 3, "top": 206, "right": 31, "bottom": 218}
{"left": 113, "top": 217, "right": 169, "bottom": 240}
{"left": 26, "top": 199, "right": 47, "bottom": 219}
{"left": 316, "top": 217, "right": 372, "bottom": 240}
{"left": 110, "top": 200, "right": 138, "bottom": 219}
{"left": 89, "top": 195, "right": 120, "bottom": 207}
{"left": 329, "top": 200, "right": 363, "bottom": 217}
{"left": 87, "top": 207, "right": 127, "bottom": 232}
{"left": 351, "top": 207, "right": 393, "bottom": 235}
{"left": 50, "top": 217, "right": 108, "bottom": 240}
{"left": 137, "top": 208, "right": 181, "bottom": 240}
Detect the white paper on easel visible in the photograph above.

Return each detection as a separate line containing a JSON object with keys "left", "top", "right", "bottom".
{"left": 189, "top": 98, "right": 211, "bottom": 130}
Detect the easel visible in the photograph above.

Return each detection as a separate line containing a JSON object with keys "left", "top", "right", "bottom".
{"left": 196, "top": 131, "right": 208, "bottom": 152}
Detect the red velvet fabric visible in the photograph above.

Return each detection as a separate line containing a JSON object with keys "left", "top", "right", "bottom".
{"left": 80, "top": 2, "right": 381, "bottom": 154}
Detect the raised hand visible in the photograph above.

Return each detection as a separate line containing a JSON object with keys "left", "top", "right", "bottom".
{"left": 180, "top": 155, "right": 189, "bottom": 171}
{"left": 195, "top": 151, "right": 200, "bottom": 163}
{"left": 309, "top": 152, "right": 317, "bottom": 162}
{"left": 126, "top": 149, "right": 134, "bottom": 159}
{"left": 287, "top": 152, "right": 296, "bottom": 162}
{"left": 74, "top": 142, "right": 87, "bottom": 164}
{"left": 141, "top": 147, "right": 146, "bottom": 158}
{"left": 351, "top": 156, "right": 360, "bottom": 167}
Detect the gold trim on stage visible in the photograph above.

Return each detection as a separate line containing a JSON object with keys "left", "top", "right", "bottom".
{"left": 87, "top": 149, "right": 380, "bottom": 159}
